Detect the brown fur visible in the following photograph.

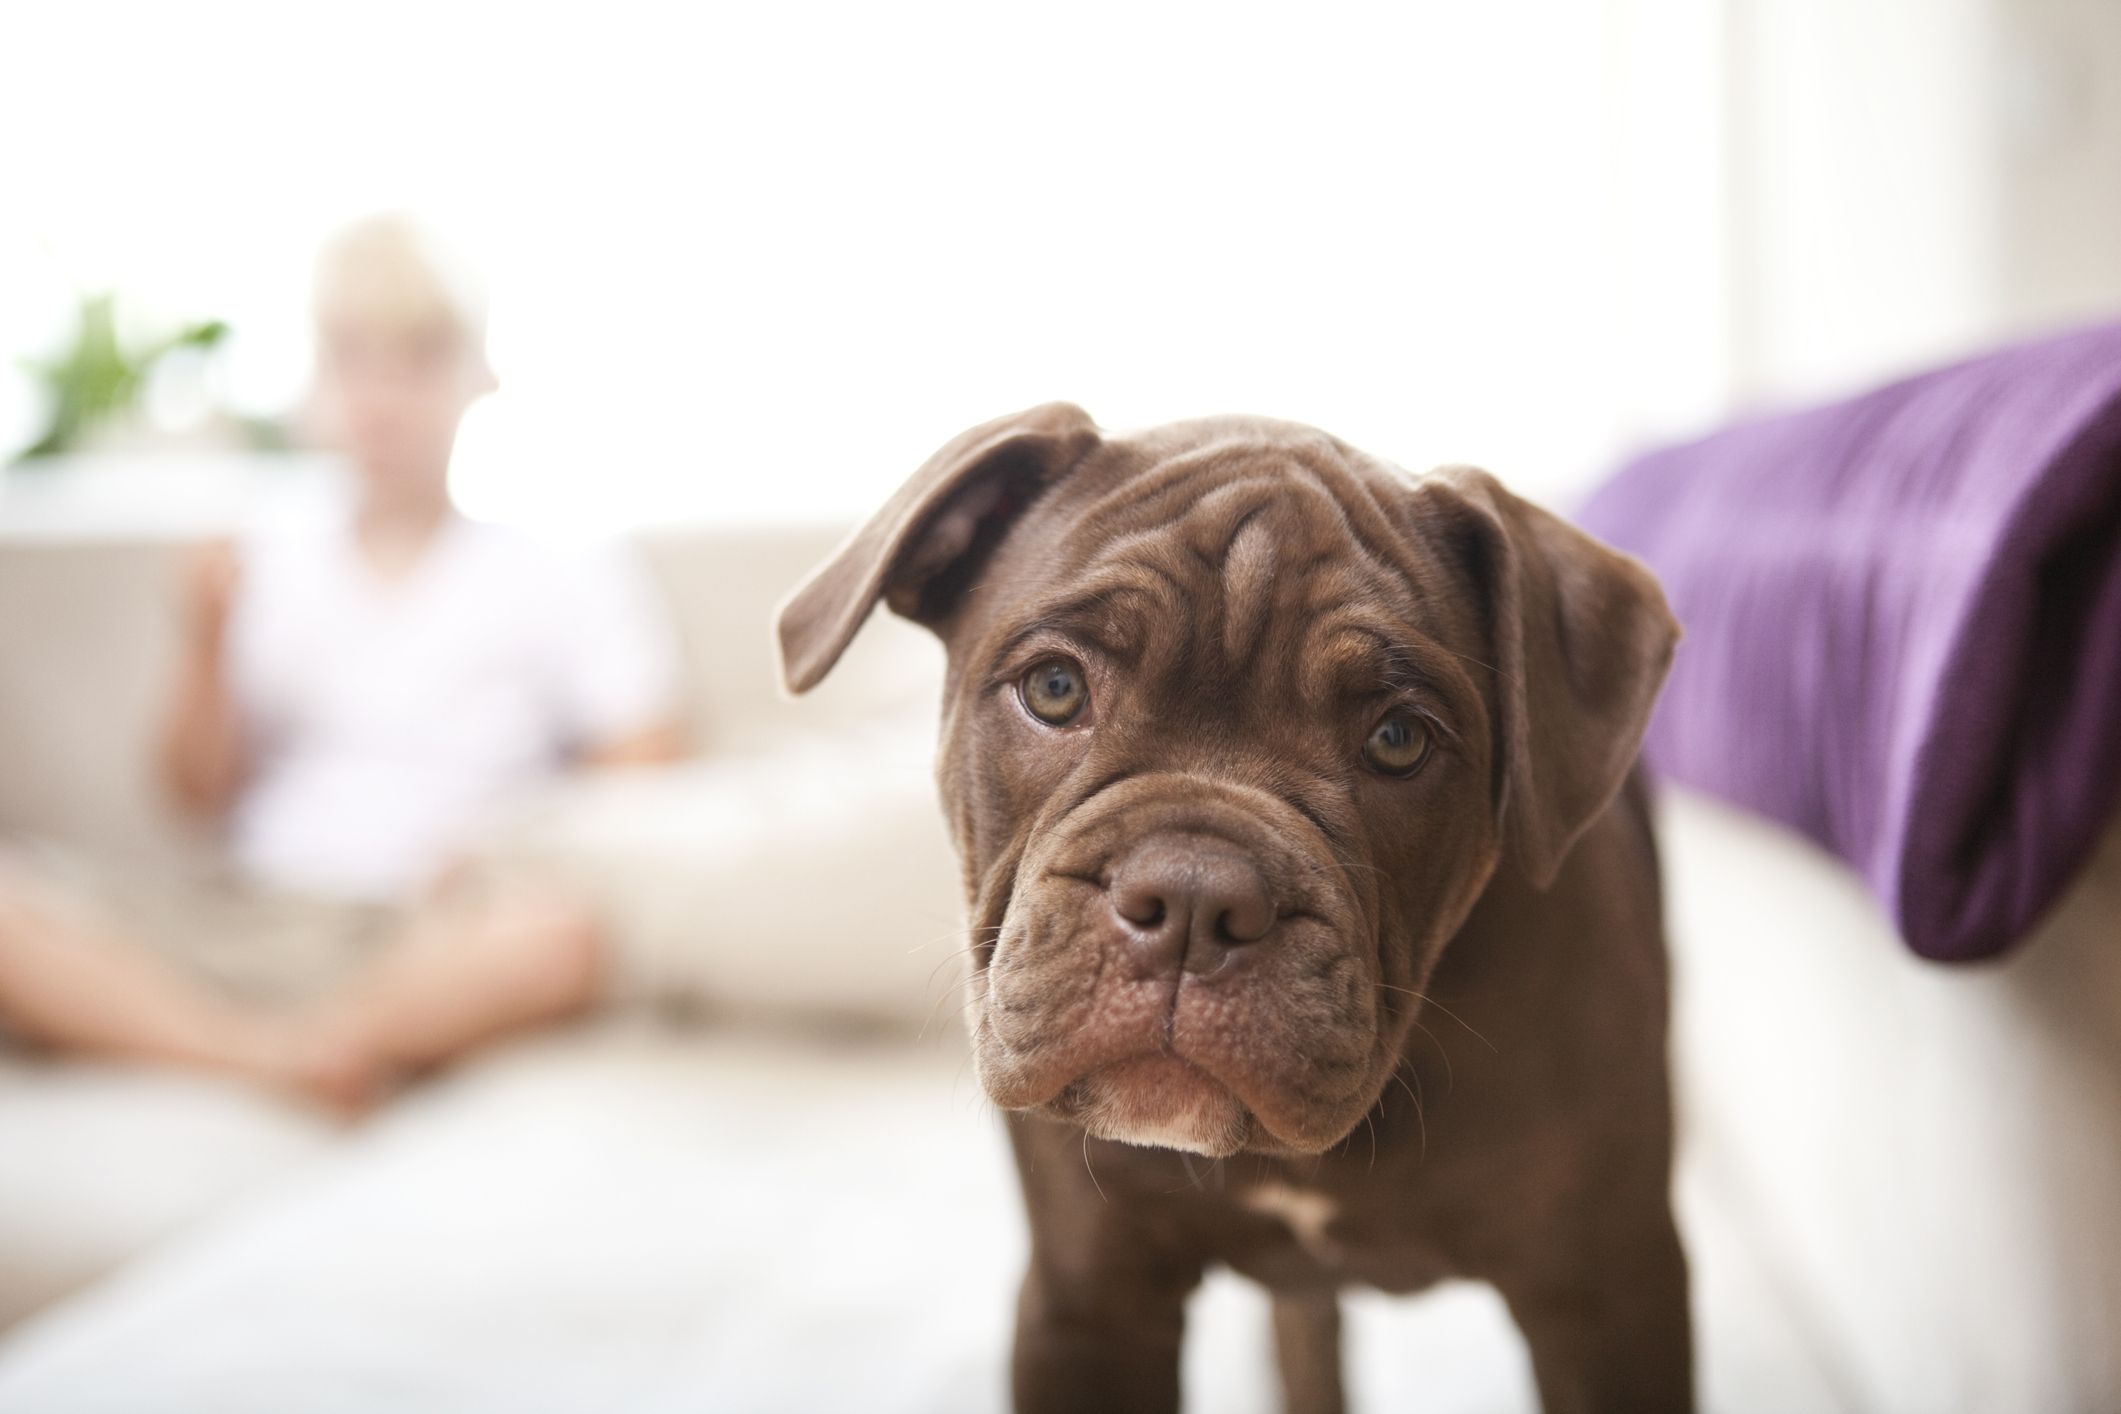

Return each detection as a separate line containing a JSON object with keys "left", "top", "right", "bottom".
{"left": 779, "top": 404, "right": 1691, "bottom": 1413}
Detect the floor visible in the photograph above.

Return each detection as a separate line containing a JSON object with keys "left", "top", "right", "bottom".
{"left": 0, "top": 1020, "right": 1846, "bottom": 1413}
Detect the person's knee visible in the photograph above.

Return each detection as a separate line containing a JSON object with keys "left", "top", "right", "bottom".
{"left": 0, "top": 893, "right": 20, "bottom": 973}
{"left": 540, "top": 903, "right": 606, "bottom": 1007}
{"left": 483, "top": 896, "right": 606, "bottom": 1013}
{"left": 0, "top": 873, "right": 41, "bottom": 968}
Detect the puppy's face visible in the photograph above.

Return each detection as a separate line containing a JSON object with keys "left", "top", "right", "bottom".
{"left": 780, "top": 407, "right": 1675, "bottom": 1158}
{"left": 937, "top": 450, "right": 1501, "bottom": 1157}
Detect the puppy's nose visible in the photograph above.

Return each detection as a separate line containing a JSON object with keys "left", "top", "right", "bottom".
{"left": 1108, "top": 835, "right": 1276, "bottom": 978}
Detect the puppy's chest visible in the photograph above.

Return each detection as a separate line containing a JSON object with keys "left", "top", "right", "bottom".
{"left": 1204, "top": 1180, "right": 1454, "bottom": 1296}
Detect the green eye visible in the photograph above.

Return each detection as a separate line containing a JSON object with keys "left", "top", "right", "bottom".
{"left": 1020, "top": 658, "right": 1088, "bottom": 726}
{"left": 1363, "top": 709, "right": 1431, "bottom": 777}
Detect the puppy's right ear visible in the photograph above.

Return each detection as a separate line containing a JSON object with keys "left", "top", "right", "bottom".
{"left": 776, "top": 402, "right": 1101, "bottom": 694}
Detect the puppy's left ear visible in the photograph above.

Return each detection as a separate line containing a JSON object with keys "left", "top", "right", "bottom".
{"left": 777, "top": 402, "right": 1101, "bottom": 694}
{"left": 1410, "top": 467, "right": 1680, "bottom": 888}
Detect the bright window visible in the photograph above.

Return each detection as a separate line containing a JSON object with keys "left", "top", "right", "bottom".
{"left": 2, "top": 1, "right": 1729, "bottom": 527}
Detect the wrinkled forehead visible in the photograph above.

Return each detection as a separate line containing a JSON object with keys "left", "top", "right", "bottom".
{"left": 993, "top": 438, "right": 1483, "bottom": 715}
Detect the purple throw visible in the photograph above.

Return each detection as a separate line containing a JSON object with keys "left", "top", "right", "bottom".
{"left": 1579, "top": 321, "right": 2121, "bottom": 960}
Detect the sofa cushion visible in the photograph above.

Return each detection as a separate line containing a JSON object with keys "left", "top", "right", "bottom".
{"left": 471, "top": 713, "right": 965, "bottom": 1027}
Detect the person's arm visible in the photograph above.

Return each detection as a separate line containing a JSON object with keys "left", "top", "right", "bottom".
{"left": 549, "top": 543, "right": 689, "bottom": 772}
{"left": 158, "top": 540, "right": 249, "bottom": 819}
{"left": 578, "top": 718, "right": 688, "bottom": 769}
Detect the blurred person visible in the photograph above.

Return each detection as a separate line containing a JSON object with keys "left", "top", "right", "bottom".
{"left": 0, "top": 214, "right": 685, "bottom": 1108}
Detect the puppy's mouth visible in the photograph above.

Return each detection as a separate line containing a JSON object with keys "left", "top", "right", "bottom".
{"left": 971, "top": 856, "right": 1382, "bottom": 1153}
{"left": 1049, "top": 1055, "right": 1254, "bottom": 1158}
{"left": 968, "top": 789, "right": 1387, "bottom": 1158}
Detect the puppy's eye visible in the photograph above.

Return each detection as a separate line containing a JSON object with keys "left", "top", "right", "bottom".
{"left": 1363, "top": 709, "right": 1431, "bottom": 777}
{"left": 1019, "top": 658, "right": 1088, "bottom": 726}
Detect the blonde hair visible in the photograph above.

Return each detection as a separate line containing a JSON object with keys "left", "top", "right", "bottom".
{"left": 312, "top": 212, "right": 488, "bottom": 352}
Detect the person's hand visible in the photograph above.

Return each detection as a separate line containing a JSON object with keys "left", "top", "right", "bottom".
{"left": 183, "top": 539, "right": 241, "bottom": 652}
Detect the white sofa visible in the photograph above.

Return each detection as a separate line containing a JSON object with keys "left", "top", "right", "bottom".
{"left": 1658, "top": 790, "right": 2121, "bottom": 1414}
{"left": 0, "top": 486, "right": 967, "bottom": 1324}
{"left": 4, "top": 463, "right": 2109, "bottom": 1410}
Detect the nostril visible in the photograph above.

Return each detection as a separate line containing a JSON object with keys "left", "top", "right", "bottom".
{"left": 1211, "top": 895, "right": 1275, "bottom": 946}
{"left": 1107, "top": 834, "right": 1278, "bottom": 978}
{"left": 1113, "top": 883, "right": 1169, "bottom": 930}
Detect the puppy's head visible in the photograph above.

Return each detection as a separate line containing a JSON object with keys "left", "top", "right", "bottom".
{"left": 779, "top": 404, "right": 1675, "bottom": 1157}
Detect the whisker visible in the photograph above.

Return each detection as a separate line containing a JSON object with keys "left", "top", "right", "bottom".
{"left": 1375, "top": 982, "right": 1497, "bottom": 1053}
{"left": 903, "top": 919, "right": 1000, "bottom": 955}
{"left": 1081, "top": 1129, "right": 1108, "bottom": 1204}
{"left": 1389, "top": 1061, "right": 1427, "bottom": 1161}
{"left": 1412, "top": 1017, "right": 1453, "bottom": 1093}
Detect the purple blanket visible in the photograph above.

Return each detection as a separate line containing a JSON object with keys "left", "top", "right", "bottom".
{"left": 1580, "top": 322, "right": 2121, "bottom": 961}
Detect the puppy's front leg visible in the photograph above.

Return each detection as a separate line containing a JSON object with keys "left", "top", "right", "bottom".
{"left": 1007, "top": 1117, "right": 1203, "bottom": 1414}
{"left": 1270, "top": 1288, "right": 1345, "bottom": 1414}
{"left": 1491, "top": 1168, "right": 1694, "bottom": 1414}
{"left": 1012, "top": 1253, "right": 1197, "bottom": 1414}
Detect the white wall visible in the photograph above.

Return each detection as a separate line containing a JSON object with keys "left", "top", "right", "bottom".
{"left": 2, "top": 2, "right": 1667, "bottom": 527}
{"left": 1989, "top": 0, "right": 2121, "bottom": 335}
{"left": 1722, "top": 0, "right": 2121, "bottom": 404}
{"left": 3, "top": 1, "right": 2115, "bottom": 529}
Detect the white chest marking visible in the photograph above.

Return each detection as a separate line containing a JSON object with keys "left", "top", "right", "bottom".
{"left": 1241, "top": 1182, "right": 1342, "bottom": 1263}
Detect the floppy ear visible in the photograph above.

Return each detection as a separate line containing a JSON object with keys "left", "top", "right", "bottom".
{"left": 776, "top": 402, "right": 1102, "bottom": 694}
{"left": 1411, "top": 467, "right": 1680, "bottom": 888}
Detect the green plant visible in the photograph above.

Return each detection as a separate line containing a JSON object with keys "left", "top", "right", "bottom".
{"left": 16, "top": 292, "right": 229, "bottom": 461}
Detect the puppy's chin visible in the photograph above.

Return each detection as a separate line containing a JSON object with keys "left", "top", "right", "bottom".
{"left": 1056, "top": 1055, "right": 1253, "bottom": 1159}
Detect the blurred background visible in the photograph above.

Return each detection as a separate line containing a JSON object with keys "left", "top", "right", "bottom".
{"left": 8, "top": 0, "right": 2117, "bottom": 516}
{"left": 2, "top": 2, "right": 2119, "bottom": 1412}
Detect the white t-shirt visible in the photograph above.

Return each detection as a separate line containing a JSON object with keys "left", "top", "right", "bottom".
{"left": 224, "top": 505, "right": 676, "bottom": 901}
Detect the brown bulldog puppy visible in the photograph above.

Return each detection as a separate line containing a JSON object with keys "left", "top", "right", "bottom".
{"left": 777, "top": 404, "right": 1689, "bottom": 1414}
